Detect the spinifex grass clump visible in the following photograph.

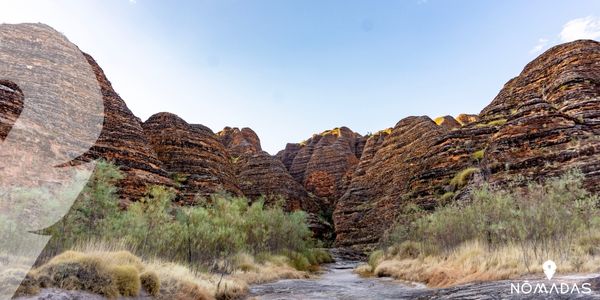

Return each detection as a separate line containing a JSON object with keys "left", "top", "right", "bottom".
{"left": 369, "top": 170, "right": 600, "bottom": 286}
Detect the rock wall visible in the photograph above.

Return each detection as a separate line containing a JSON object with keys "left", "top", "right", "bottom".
{"left": 3, "top": 24, "right": 599, "bottom": 247}
{"left": 276, "top": 127, "right": 366, "bottom": 203}
{"left": 80, "top": 54, "right": 174, "bottom": 204}
{"left": 218, "top": 127, "right": 332, "bottom": 238}
{"left": 142, "top": 113, "right": 242, "bottom": 204}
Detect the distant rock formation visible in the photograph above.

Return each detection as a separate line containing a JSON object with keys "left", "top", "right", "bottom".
{"left": 434, "top": 115, "right": 462, "bottom": 130}
{"left": 142, "top": 113, "right": 242, "bottom": 204}
{"left": 275, "top": 127, "right": 366, "bottom": 203}
{"left": 218, "top": 127, "right": 332, "bottom": 239}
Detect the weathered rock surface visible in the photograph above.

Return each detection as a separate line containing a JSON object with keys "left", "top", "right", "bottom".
{"left": 456, "top": 113, "right": 480, "bottom": 125}
{"left": 218, "top": 127, "right": 332, "bottom": 238}
{"left": 334, "top": 40, "right": 600, "bottom": 250}
{"left": 218, "top": 126, "right": 262, "bottom": 155}
{"left": 81, "top": 54, "right": 173, "bottom": 203}
{"left": 3, "top": 24, "right": 599, "bottom": 248}
{"left": 434, "top": 115, "right": 462, "bottom": 130}
{"left": 142, "top": 113, "right": 241, "bottom": 204}
{"left": 276, "top": 127, "right": 366, "bottom": 203}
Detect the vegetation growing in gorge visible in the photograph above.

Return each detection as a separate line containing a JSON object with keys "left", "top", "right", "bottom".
{"left": 360, "top": 170, "right": 600, "bottom": 287}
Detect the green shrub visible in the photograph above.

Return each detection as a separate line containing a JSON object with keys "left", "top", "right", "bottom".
{"left": 287, "top": 252, "right": 311, "bottom": 271}
{"left": 439, "top": 191, "right": 455, "bottom": 205}
{"left": 393, "top": 241, "right": 422, "bottom": 259}
{"left": 140, "top": 271, "right": 160, "bottom": 296}
{"left": 487, "top": 119, "right": 507, "bottom": 126}
{"left": 472, "top": 149, "right": 485, "bottom": 161}
{"left": 41, "top": 160, "right": 320, "bottom": 275}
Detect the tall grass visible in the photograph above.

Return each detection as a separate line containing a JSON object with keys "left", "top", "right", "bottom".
{"left": 370, "top": 170, "right": 600, "bottom": 285}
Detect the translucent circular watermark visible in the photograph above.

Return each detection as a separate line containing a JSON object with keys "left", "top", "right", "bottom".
{"left": 0, "top": 23, "right": 104, "bottom": 299}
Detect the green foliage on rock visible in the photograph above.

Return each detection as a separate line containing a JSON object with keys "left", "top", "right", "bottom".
{"left": 449, "top": 167, "right": 479, "bottom": 189}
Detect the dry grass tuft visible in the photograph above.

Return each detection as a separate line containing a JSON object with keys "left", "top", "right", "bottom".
{"left": 111, "top": 265, "right": 140, "bottom": 297}
{"left": 140, "top": 271, "right": 161, "bottom": 296}
{"left": 353, "top": 264, "right": 373, "bottom": 277}
{"left": 370, "top": 240, "right": 600, "bottom": 288}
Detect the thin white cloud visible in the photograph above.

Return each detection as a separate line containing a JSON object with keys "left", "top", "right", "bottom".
{"left": 529, "top": 38, "right": 549, "bottom": 54}
{"left": 560, "top": 16, "right": 600, "bottom": 42}
{"left": 129, "top": 0, "right": 137, "bottom": 4}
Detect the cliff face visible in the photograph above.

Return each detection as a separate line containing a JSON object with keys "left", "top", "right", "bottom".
{"left": 275, "top": 127, "right": 366, "bottom": 203}
{"left": 0, "top": 80, "right": 22, "bottom": 141}
{"left": 333, "top": 39, "right": 600, "bottom": 250}
{"left": 218, "top": 127, "right": 332, "bottom": 238}
{"left": 142, "top": 113, "right": 242, "bottom": 204}
{"left": 82, "top": 54, "right": 174, "bottom": 204}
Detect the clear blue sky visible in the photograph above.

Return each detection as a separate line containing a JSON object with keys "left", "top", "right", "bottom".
{"left": 3, "top": 0, "right": 600, "bottom": 153}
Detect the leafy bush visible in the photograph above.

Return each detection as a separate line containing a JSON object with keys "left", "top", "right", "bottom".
{"left": 43, "top": 160, "right": 320, "bottom": 273}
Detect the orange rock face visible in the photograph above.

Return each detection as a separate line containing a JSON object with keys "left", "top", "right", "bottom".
{"left": 218, "top": 127, "right": 332, "bottom": 238}
{"left": 218, "top": 126, "right": 262, "bottom": 155}
{"left": 276, "top": 127, "right": 366, "bottom": 203}
{"left": 142, "top": 113, "right": 242, "bottom": 204}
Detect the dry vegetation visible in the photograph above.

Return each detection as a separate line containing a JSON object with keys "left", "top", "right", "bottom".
{"left": 357, "top": 170, "right": 600, "bottom": 287}
{"left": 3, "top": 161, "right": 332, "bottom": 299}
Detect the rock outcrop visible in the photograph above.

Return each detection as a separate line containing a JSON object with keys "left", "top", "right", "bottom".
{"left": 333, "top": 39, "right": 600, "bottom": 250}
{"left": 434, "top": 115, "right": 462, "bottom": 130}
{"left": 142, "top": 113, "right": 241, "bottom": 204}
{"left": 82, "top": 54, "right": 173, "bottom": 204}
{"left": 218, "top": 127, "right": 332, "bottom": 238}
{"left": 218, "top": 127, "right": 262, "bottom": 155}
{"left": 276, "top": 127, "right": 366, "bottom": 203}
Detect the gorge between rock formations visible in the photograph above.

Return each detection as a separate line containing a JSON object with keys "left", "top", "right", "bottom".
{"left": 2, "top": 23, "right": 600, "bottom": 299}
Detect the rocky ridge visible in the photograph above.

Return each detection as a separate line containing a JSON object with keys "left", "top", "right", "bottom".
{"left": 333, "top": 39, "right": 600, "bottom": 250}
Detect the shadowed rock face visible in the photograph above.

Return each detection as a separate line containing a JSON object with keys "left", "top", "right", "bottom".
{"left": 142, "top": 113, "right": 241, "bottom": 204}
{"left": 0, "top": 80, "right": 23, "bottom": 141}
{"left": 333, "top": 39, "right": 600, "bottom": 250}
